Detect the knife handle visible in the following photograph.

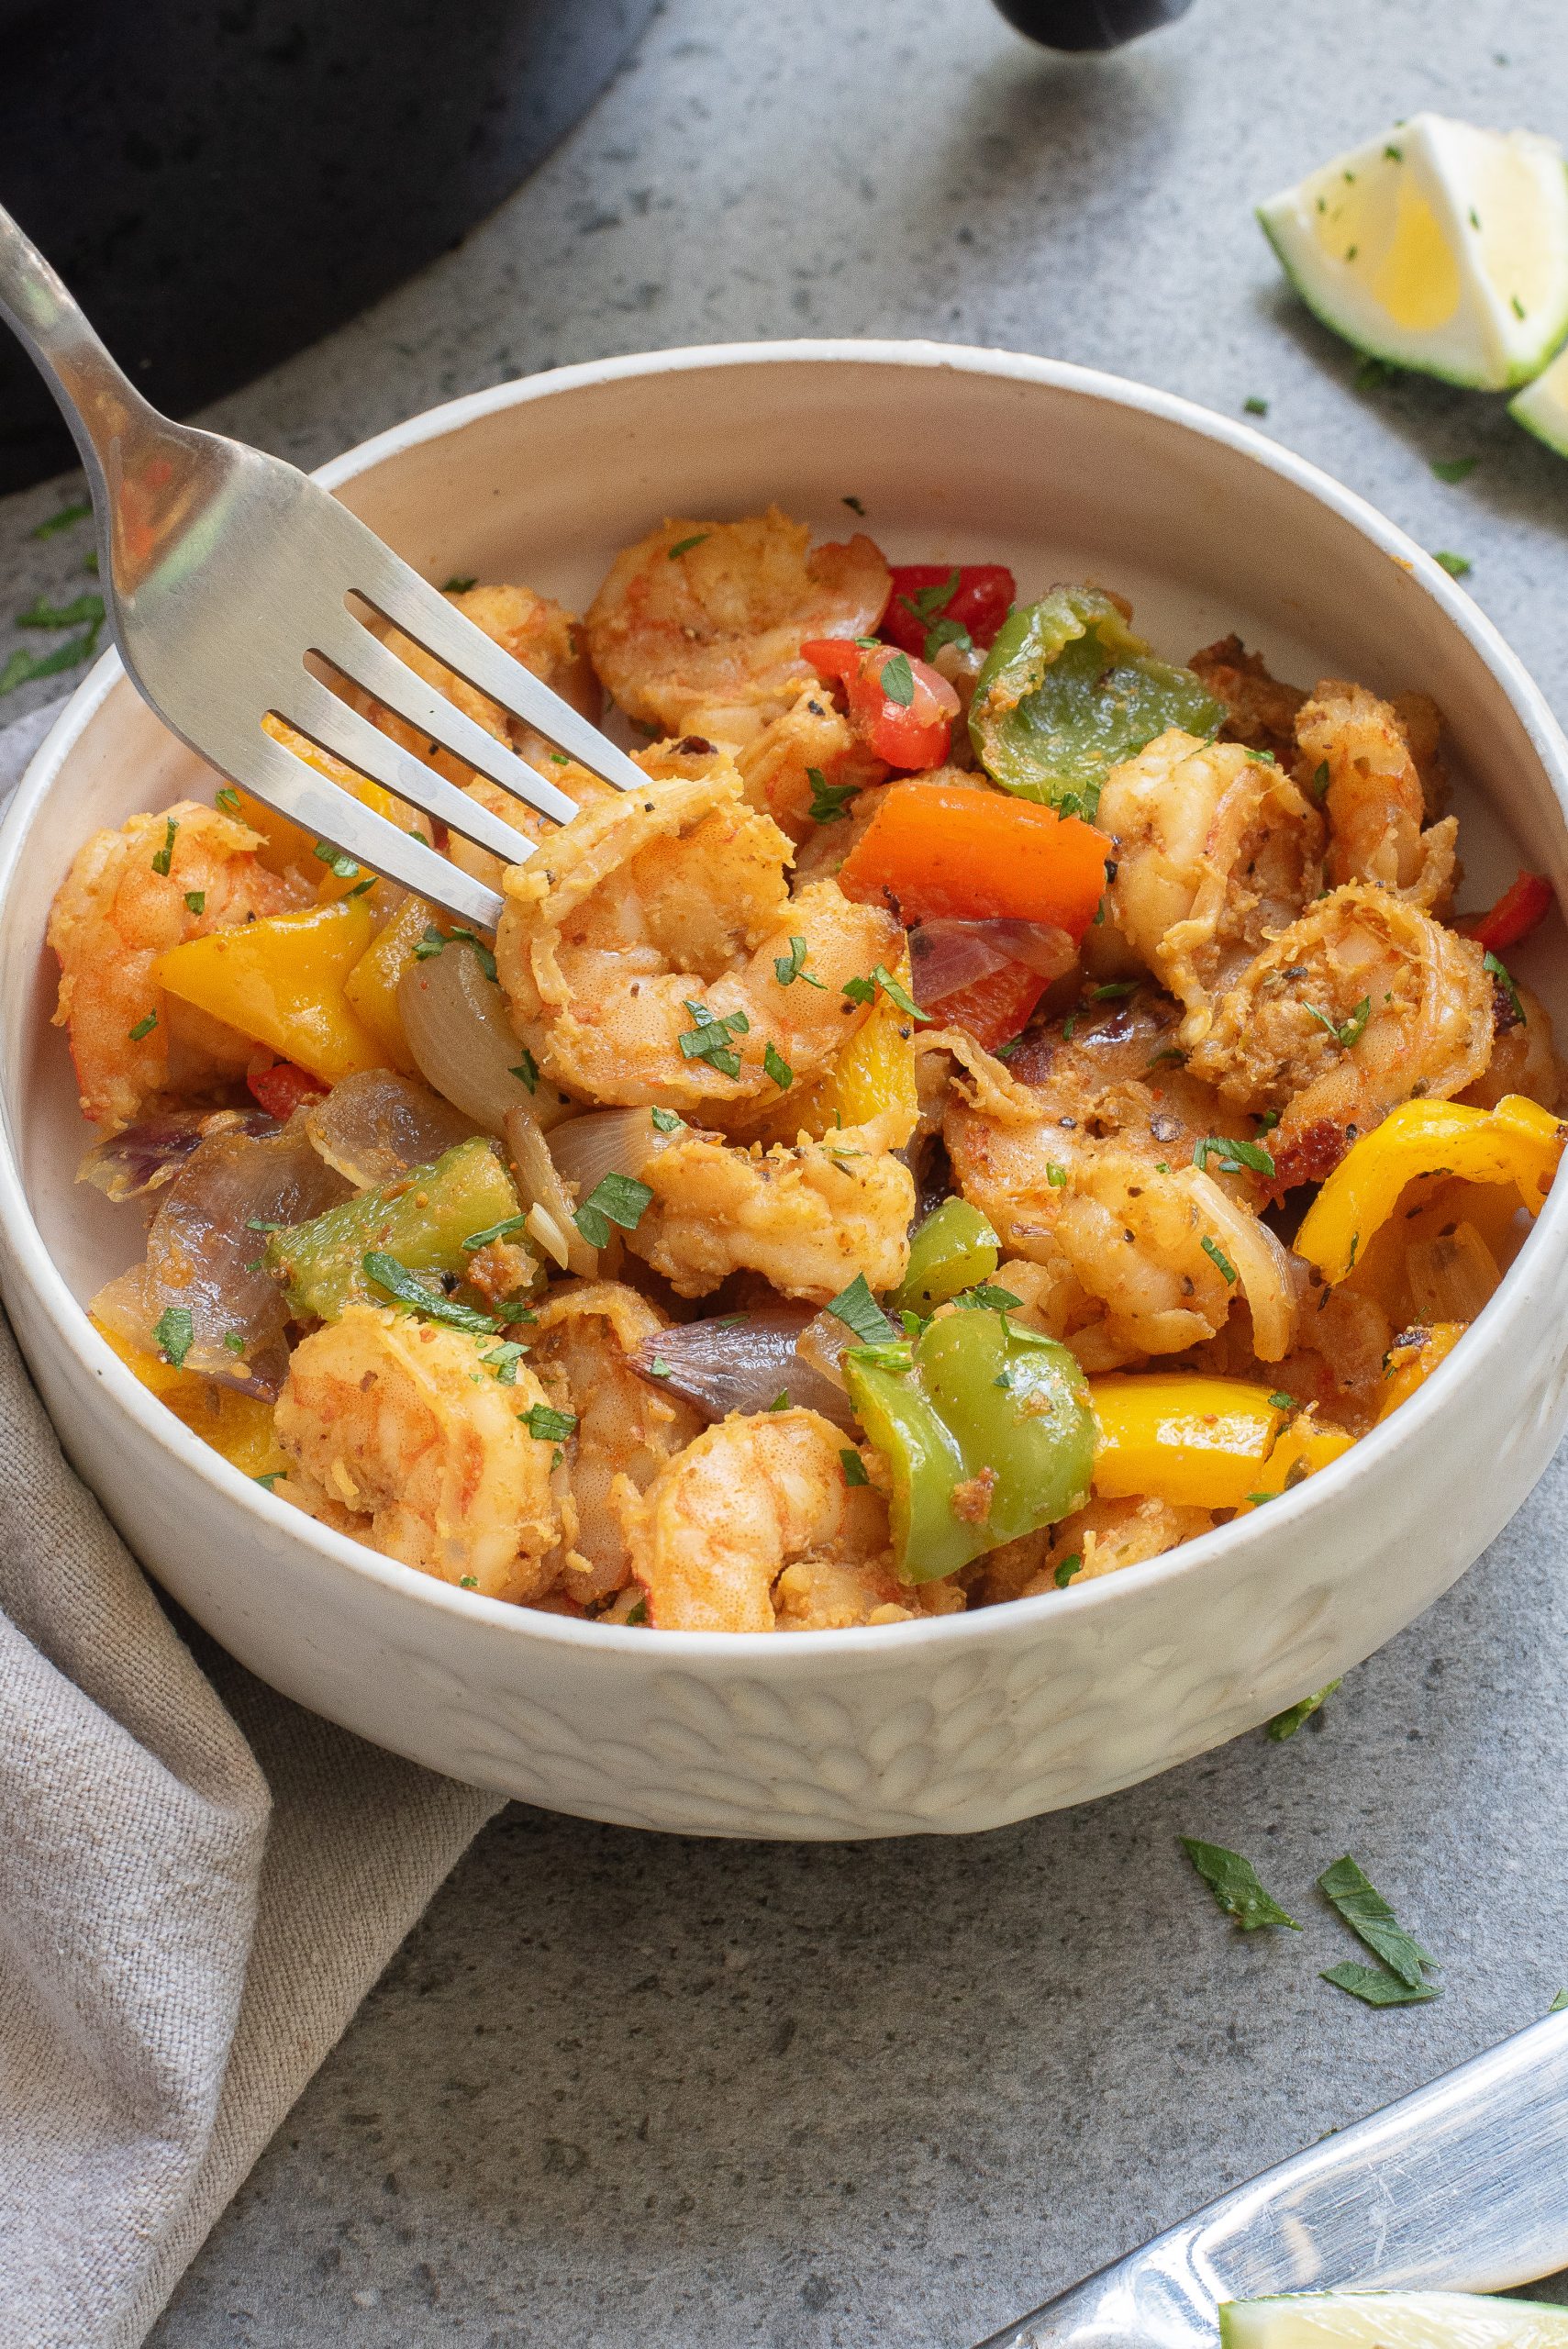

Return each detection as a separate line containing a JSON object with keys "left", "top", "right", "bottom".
{"left": 978, "top": 2012, "right": 1568, "bottom": 2349}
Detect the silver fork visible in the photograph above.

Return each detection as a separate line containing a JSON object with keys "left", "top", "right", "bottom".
{"left": 0, "top": 202, "right": 646, "bottom": 932}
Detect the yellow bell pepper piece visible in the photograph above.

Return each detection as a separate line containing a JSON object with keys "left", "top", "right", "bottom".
{"left": 342, "top": 893, "right": 433, "bottom": 1074}
{"left": 748, "top": 947, "right": 921, "bottom": 1146}
{"left": 1376, "top": 1320, "right": 1465, "bottom": 1422}
{"left": 155, "top": 896, "right": 384, "bottom": 1085}
{"left": 1090, "top": 1374, "right": 1290, "bottom": 1509}
{"left": 1296, "top": 1094, "right": 1565, "bottom": 1286}
{"left": 92, "top": 1319, "right": 289, "bottom": 1480}
{"left": 1233, "top": 1412, "right": 1356, "bottom": 1508}
{"left": 231, "top": 715, "right": 407, "bottom": 883}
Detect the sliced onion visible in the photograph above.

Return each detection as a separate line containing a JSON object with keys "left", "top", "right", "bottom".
{"left": 794, "top": 1308, "right": 854, "bottom": 1395}
{"left": 78, "top": 1107, "right": 277, "bottom": 1203}
{"left": 305, "top": 1067, "right": 476, "bottom": 1190}
{"left": 91, "top": 1118, "right": 350, "bottom": 1400}
{"left": 398, "top": 940, "right": 575, "bottom": 1135}
{"left": 1407, "top": 1222, "right": 1500, "bottom": 1323}
{"left": 908, "top": 918, "right": 1076, "bottom": 1008}
{"left": 549, "top": 1106, "right": 681, "bottom": 1197}
{"left": 504, "top": 1103, "right": 598, "bottom": 1278}
{"left": 1181, "top": 1165, "right": 1297, "bottom": 1363}
{"left": 633, "top": 1303, "right": 859, "bottom": 1430}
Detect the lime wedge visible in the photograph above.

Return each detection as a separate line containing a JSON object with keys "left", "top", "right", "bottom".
{"left": 1510, "top": 340, "right": 1568, "bottom": 453}
{"left": 1221, "top": 2293, "right": 1568, "bottom": 2349}
{"left": 1259, "top": 113, "right": 1568, "bottom": 389}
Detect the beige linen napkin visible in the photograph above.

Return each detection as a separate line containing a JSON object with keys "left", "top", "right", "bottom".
{"left": 0, "top": 700, "right": 502, "bottom": 2349}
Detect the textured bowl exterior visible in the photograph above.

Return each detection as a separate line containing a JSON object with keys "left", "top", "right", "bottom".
{"left": 3, "top": 342, "right": 1567, "bottom": 1840}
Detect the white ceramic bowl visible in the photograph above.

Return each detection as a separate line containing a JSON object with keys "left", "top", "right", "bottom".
{"left": 5, "top": 341, "right": 1567, "bottom": 1841}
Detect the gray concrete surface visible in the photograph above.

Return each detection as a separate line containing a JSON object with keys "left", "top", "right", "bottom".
{"left": 6, "top": 0, "right": 1568, "bottom": 2339}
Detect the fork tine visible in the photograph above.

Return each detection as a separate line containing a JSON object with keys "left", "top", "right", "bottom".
{"left": 350, "top": 558, "right": 651, "bottom": 795}
{"left": 240, "top": 728, "right": 505, "bottom": 930}
{"left": 317, "top": 618, "right": 583, "bottom": 826}
{"left": 281, "top": 676, "right": 546, "bottom": 872}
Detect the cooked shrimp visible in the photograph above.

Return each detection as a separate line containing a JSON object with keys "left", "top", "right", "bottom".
{"left": 1296, "top": 679, "right": 1457, "bottom": 909}
{"left": 584, "top": 507, "right": 891, "bottom": 744}
{"left": 1186, "top": 882, "right": 1494, "bottom": 1189}
{"left": 273, "top": 1303, "right": 560, "bottom": 1600}
{"left": 775, "top": 1554, "right": 966, "bottom": 1629}
{"left": 527, "top": 1280, "right": 703, "bottom": 1605}
{"left": 1097, "top": 728, "right": 1323, "bottom": 1033}
{"left": 617, "top": 1406, "right": 892, "bottom": 1631}
{"left": 734, "top": 683, "right": 886, "bottom": 841}
{"left": 1188, "top": 634, "right": 1307, "bottom": 768}
{"left": 944, "top": 996, "right": 1296, "bottom": 1364}
{"left": 48, "top": 800, "right": 305, "bottom": 1132}
{"left": 1461, "top": 979, "right": 1564, "bottom": 1111}
{"left": 495, "top": 752, "right": 900, "bottom": 1112}
{"left": 631, "top": 1105, "right": 916, "bottom": 1301}
{"left": 972, "top": 1496, "right": 1215, "bottom": 1604}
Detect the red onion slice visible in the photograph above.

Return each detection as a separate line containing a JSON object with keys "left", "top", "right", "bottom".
{"left": 632, "top": 1304, "right": 859, "bottom": 1431}
{"left": 908, "top": 918, "right": 1076, "bottom": 1008}
{"left": 78, "top": 1108, "right": 277, "bottom": 1203}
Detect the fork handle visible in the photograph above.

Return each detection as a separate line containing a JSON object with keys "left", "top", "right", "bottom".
{"left": 0, "top": 200, "right": 159, "bottom": 499}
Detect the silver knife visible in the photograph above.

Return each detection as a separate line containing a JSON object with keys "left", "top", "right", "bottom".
{"left": 976, "top": 2011, "right": 1568, "bottom": 2347}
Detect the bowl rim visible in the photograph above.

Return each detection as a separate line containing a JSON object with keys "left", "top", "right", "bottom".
{"left": 5, "top": 333, "right": 1566, "bottom": 1665}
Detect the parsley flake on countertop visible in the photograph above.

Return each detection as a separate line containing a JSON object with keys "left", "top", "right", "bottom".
{"left": 31, "top": 497, "right": 92, "bottom": 540}
{"left": 1318, "top": 1854, "right": 1438, "bottom": 1990}
{"left": 1434, "top": 550, "right": 1472, "bottom": 577}
{"left": 1266, "top": 1679, "right": 1340, "bottom": 1741}
{"left": 1181, "top": 1837, "right": 1301, "bottom": 1932}
{"left": 1431, "top": 456, "right": 1477, "bottom": 483}
{"left": 1320, "top": 1962, "right": 1439, "bottom": 2008}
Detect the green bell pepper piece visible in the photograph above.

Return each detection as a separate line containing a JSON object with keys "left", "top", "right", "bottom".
{"left": 892, "top": 1197, "right": 1001, "bottom": 1318}
{"left": 969, "top": 585, "right": 1224, "bottom": 820}
{"left": 844, "top": 1308, "right": 1095, "bottom": 1583}
{"left": 267, "top": 1136, "right": 525, "bottom": 1320}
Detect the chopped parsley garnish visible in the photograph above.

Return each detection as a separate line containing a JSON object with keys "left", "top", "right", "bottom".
{"left": 840, "top": 1448, "right": 871, "bottom": 1486}
{"left": 1200, "top": 1235, "right": 1238, "bottom": 1284}
{"left": 414, "top": 924, "right": 497, "bottom": 982}
{"left": 1267, "top": 1391, "right": 1295, "bottom": 1411}
{"left": 1431, "top": 457, "right": 1476, "bottom": 484}
{"left": 1266, "top": 1679, "right": 1340, "bottom": 1742}
{"left": 841, "top": 495, "right": 865, "bottom": 515}
{"left": 958, "top": 1283, "right": 1025, "bottom": 1313}
{"left": 1512, "top": 295, "right": 1527, "bottom": 320}
{"left": 153, "top": 1307, "right": 195, "bottom": 1368}
{"left": 767, "top": 1389, "right": 790, "bottom": 1411}
{"left": 462, "top": 1212, "right": 530, "bottom": 1252}
{"left": 128, "top": 1012, "right": 158, "bottom": 1041}
{"left": 0, "top": 626, "right": 102, "bottom": 696}
{"left": 773, "top": 934, "right": 825, "bottom": 989}
{"left": 762, "top": 1041, "right": 794, "bottom": 1089}
{"left": 651, "top": 1106, "right": 684, "bottom": 1134}
{"left": 442, "top": 574, "right": 477, "bottom": 593}
{"left": 1485, "top": 950, "right": 1524, "bottom": 1024}
{"left": 245, "top": 1218, "right": 282, "bottom": 1232}
{"left": 574, "top": 1171, "right": 654, "bottom": 1250}
{"left": 1194, "top": 1134, "right": 1275, "bottom": 1178}
{"left": 806, "top": 767, "right": 860, "bottom": 824}
{"left": 362, "top": 1251, "right": 500, "bottom": 1332}
{"left": 1054, "top": 1553, "right": 1084, "bottom": 1588}
{"left": 1045, "top": 1163, "right": 1067, "bottom": 1188}
{"left": 1243, "top": 395, "right": 1269, "bottom": 417}
{"left": 826, "top": 1271, "right": 897, "bottom": 1346}
{"left": 678, "top": 998, "right": 751, "bottom": 1078}
{"left": 898, "top": 571, "right": 959, "bottom": 625}
{"left": 1181, "top": 1838, "right": 1300, "bottom": 1932}
{"left": 1310, "top": 760, "right": 1331, "bottom": 801}
{"left": 1551, "top": 1989, "right": 1568, "bottom": 2015}
{"left": 1318, "top": 1854, "right": 1438, "bottom": 1992}
{"left": 480, "top": 1341, "right": 528, "bottom": 1385}
{"left": 878, "top": 649, "right": 916, "bottom": 707}
{"left": 510, "top": 1052, "right": 539, "bottom": 1093}
{"left": 150, "top": 817, "right": 179, "bottom": 877}
{"left": 625, "top": 1595, "right": 648, "bottom": 1622}
{"left": 1434, "top": 550, "right": 1472, "bottom": 578}
{"left": 17, "top": 590, "right": 105, "bottom": 631}
{"left": 31, "top": 498, "right": 92, "bottom": 540}
{"left": 254, "top": 1471, "right": 284, "bottom": 1489}
{"left": 1257, "top": 1108, "right": 1281, "bottom": 1131}
{"left": 667, "top": 533, "right": 709, "bottom": 559}
{"left": 524, "top": 1403, "right": 577, "bottom": 1442}
{"left": 1089, "top": 979, "right": 1139, "bottom": 999}
{"left": 1306, "top": 996, "right": 1371, "bottom": 1051}
{"left": 222, "top": 1332, "right": 246, "bottom": 1355}
{"left": 313, "top": 841, "right": 361, "bottom": 881}
{"left": 841, "top": 964, "right": 930, "bottom": 1022}
{"left": 216, "top": 786, "right": 241, "bottom": 814}
{"left": 1145, "top": 1047, "right": 1184, "bottom": 1071}
{"left": 184, "top": 890, "right": 206, "bottom": 916}
{"left": 923, "top": 616, "right": 973, "bottom": 661}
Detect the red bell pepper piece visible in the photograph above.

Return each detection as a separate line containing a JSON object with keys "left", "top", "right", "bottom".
{"left": 802, "top": 638, "right": 960, "bottom": 770}
{"left": 879, "top": 564, "right": 1016, "bottom": 658}
{"left": 1457, "top": 870, "right": 1553, "bottom": 955}
{"left": 248, "top": 1061, "right": 328, "bottom": 1119}
{"left": 838, "top": 779, "right": 1110, "bottom": 939}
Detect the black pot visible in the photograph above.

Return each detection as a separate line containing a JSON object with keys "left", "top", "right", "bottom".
{"left": 0, "top": 0, "right": 658, "bottom": 493}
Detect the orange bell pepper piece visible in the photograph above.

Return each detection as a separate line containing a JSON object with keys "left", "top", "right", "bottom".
{"left": 1376, "top": 1321, "right": 1465, "bottom": 1422}
{"left": 838, "top": 778, "right": 1110, "bottom": 937}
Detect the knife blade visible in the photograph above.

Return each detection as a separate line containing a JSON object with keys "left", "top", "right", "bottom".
{"left": 975, "top": 2010, "right": 1568, "bottom": 2348}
